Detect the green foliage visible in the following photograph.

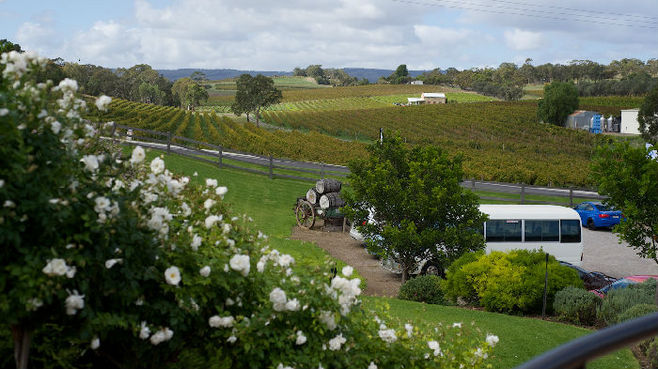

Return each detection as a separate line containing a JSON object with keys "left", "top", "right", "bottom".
{"left": 646, "top": 339, "right": 658, "bottom": 369}
{"left": 553, "top": 287, "right": 600, "bottom": 326}
{"left": 597, "top": 280, "right": 656, "bottom": 326}
{"left": 537, "top": 81, "right": 579, "bottom": 126}
{"left": 398, "top": 275, "right": 446, "bottom": 305}
{"left": 172, "top": 77, "right": 208, "bottom": 110}
{"left": 443, "top": 251, "right": 484, "bottom": 304}
{"left": 592, "top": 143, "right": 658, "bottom": 263}
{"left": 444, "top": 250, "right": 583, "bottom": 314}
{"left": 617, "top": 303, "right": 658, "bottom": 323}
{"left": 342, "top": 132, "right": 486, "bottom": 281}
{"left": 386, "top": 64, "right": 411, "bottom": 84}
{"left": 639, "top": 85, "right": 658, "bottom": 144}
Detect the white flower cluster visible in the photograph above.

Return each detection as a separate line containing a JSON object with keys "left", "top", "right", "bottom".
{"left": 149, "top": 327, "right": 174, "bottom": 345}
{"left": 319, "top": 311, "right": 337, "bottom": 330}
{"left": 269, "top": 287, "right": 288, "bottom": 312}
{"left": 378, "top": 325, "right": 397, "bottom": 344}
{"left": 328, "top": 274, "right": 362, "bottom": 316}
{"left": 1, "top": 50, "right": 47, "bottom": 80}
{"left": 328, "top": 333, "right": 346, "bottom": 351}
{"left": 428, "top": 340, "right": 442, "bottom": 357}
{"left": 486, "top": 334, "right": 499, "bottom": 347}
{"left": 94, "top": 196, "right": 119, "bottom": 223}
{"left": 295, "top": 330, "right": 307, "bottom": 345}
{"left": 42, "top": 258, "right": 76, "bottom": 278}
{"left": 95, "top": 95, "right": 112, "bottom": 112}
{"left": 130, "top": 146, "right": 145, "bottom": 165}
{"left": 147, "top": 207, "right": 173, "bottom": 237}
{"left": 209, "top": 315, "right": 235, "bottom": 328}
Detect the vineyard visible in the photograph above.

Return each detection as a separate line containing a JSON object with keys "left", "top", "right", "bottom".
{"left": 262, "top": 101, "right": 613, "bottom": 187}
{"left": 88, "top": 98, "right": 614, "bottom": 188}
{"left": 88, "top": 98, "right": 367, "bottom": 165}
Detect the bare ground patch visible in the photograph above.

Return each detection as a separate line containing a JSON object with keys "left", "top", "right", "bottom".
{"left": 290, "top": 226, "right": 401, "bottom": 297}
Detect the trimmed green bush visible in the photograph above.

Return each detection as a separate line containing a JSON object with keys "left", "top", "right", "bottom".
{"left": 443, "top": 251, "right": 484, "bottom": 304}
{"left": 553, "top": 287, "right": 600, "bottom": 326}
{"left": 444, "top": 249, "right": 583, "bottom": 314}
{"left": 645, "top": 339, "right": 658, "bottom": 369}
{"left": 398, "top": 275, "right": 446, "bottom": 305}
{"left": 597, "top": 280, "right": 656, "bottom": 326}
{"left": 617, "top": 303, "right": 658, "bottom": 324}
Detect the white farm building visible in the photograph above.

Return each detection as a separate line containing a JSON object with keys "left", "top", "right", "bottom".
{"left": 620, "top": 109, "right": 641, "bottom": 135}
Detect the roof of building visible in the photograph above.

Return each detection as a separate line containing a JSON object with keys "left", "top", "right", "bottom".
{"left": 407, "top": 97, "right": 423, "bottom": 102}
{"left": 621, "top": 108, "right": 640, "bottom": 112}
{"left": 421, "top": 93, "right": 446, "bottom": 98}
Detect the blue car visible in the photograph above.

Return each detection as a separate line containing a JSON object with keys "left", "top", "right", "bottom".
{"left": 574, "top": 201, "right": 623, "bottom": 230}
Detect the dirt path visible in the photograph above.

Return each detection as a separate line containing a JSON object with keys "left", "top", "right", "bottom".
{"left": 291, "top": 226, "right": 402, "bottom": 297}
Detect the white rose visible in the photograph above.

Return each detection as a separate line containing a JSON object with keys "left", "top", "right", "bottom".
{"left": 81, "top": 155, "right": 99, "bottom": 172}
{"left": 342, "top": 265, "right": 353, "bottom": 277}
{"left": 486, "top": 334, "right": 499, "bottom": 347}
{"left": 42, "top": 258, "right": 68, "bottom": 276}
{"left": 205, "top": 215, "right": 221, "bottom": 229}
{"left": 150, "top": 157, "right": 165, "bottom": 174}
{"left": 130, "top": 146, "right": 145, "bottom": 164}
{"left": 295, "top": 330, "right": 307, "bottom": 345}
{"left": 105, "top": 258, "right": 123, "bottom": 269}
{"left": 199, "top": 266, "right": 211, "bottom": 277}
{"left": 227, "top": 335, "right": 237, "bottom": 343}
{"left": 229, "top": 254, "right": 250, "bottom": 277}
{"left": 368, "top": 362, "right": 378, "bottom": 369}
{"left": 328, "top": 334, "right": 346, "bottom": 351}
{"left": 215, "top": 186, "right": 228, "bottom": 198}
{"left": 204, "top": 198, "right": 216, "bottom": 210}
{"left": 95, "top": 95, "right": 112, "bottom": 111}
{"left": 378, "top": 328, "right": 397, "bottom": 343}
{"left": 286, "top": 298, "right": 300, "bottom": 311}
{"left": 139, "top": 322, "right": 151, "bottom": 340}
{"left": 205, "top": 178, "right": 218, "bottom": 188}
{"left": 269, "top": 288, "right": 287, "bottom": 311}
{"left": 50, "top": 121, "right": 61, "bottom": 134}
{"left": 319, "top": 311, "right": 336, "bottom": 330}
{"left": 65, "top": 290, "right": 85, "bottom": 315}
{"left": 191, "top": 234, "right": 202, "bottom": 251}
{"left": 164, "top": 266, "right": 181, "bottom": 286}
{"left": 90, "top": 336, "right": 100, "bottom": 350}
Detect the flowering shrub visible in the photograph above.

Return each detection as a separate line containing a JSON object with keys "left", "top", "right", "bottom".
{"left": 0, "top": 51, "right": 498, "bottom": 369}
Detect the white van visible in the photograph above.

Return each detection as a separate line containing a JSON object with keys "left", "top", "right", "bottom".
{"left": 479, "top": 205, "right": 583, "bottom": 266}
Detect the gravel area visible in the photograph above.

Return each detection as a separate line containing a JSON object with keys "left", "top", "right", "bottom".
{"left": 582, "top": 228, "right": 658, "bottom": 278}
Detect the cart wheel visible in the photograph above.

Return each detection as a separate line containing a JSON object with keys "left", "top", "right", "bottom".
{"left": 295, "top": 200, "right": 316, "bottom": 229}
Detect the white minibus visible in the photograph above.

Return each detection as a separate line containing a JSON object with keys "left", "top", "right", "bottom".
{"left": 479, "top": 204, "right": 583, "bottom": 266}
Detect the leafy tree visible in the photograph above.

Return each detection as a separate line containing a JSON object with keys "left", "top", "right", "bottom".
{"left": 190, "top": 71, "right": 207, "bottom": 82}
{"left": 0, "top": 39, "right": 22, "bottom": 54}
{"left": 537, "top": 82, "right": 579, "bottom": 126}
{"left": 592, "top": 142, "right": 658, "bottom": 303}
{"left": 231, "top": 74, "right": 282, "bottom": 126}
{"left": 639, "top": 86, "right": 658, "bottom": 144}
{"left": 387, "top": 64, "right": 411, "bottom": 84}
{"left": 342, "top": 132, "right": 486, "bottom": 282}
{"left": 172, "top": 77, "right": 208, "bottom": 110}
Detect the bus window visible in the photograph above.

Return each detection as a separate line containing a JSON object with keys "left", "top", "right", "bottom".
{"left": 525, "top": 220, "right": 559, "bottom": 242}
{"left": 486, "top": 220, "right": 522, "bottom": 242}
{"left": 560, "top": 220, "right": 581, "bottom": 243}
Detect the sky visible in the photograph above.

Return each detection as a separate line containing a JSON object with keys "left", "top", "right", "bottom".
{"left": 1, "top": 0, "right": 657, "bottom": 71}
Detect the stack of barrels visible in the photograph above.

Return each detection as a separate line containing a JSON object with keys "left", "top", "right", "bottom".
{"left": 305, "top": 178, "right": 345, "bottom": 210}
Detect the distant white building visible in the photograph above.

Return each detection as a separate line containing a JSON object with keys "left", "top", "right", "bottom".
{"left": 620, "top": 109, "right": 641, "bottom": 135}
{"left": 407, "top": 97, "right": 424, "bottom": 105}
{"left": 410, "top": 80, "right": 423, "bottom": 85}
{"left": 421, "top": 92, "right": 447, "bottom": 104}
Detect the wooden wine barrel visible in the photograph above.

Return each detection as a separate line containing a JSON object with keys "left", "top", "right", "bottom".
{"left": 306, "top": 188, "right": 319, "bottom": 205}
{"left": 320, "top": 192, "right": 345, "bottom": 209}
{"left": 315, "top": 178, "right": 342, "bottom": 194}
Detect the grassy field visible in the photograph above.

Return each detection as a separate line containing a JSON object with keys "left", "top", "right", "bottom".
{"left": 140, "top": 148, "right": 637, "bottom": 369}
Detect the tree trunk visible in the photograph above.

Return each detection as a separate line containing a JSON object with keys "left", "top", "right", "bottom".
{"left": 255, "top": 107, "right": 260, "bottom": 127}
{"left": 11, "top": 325, "right": 33, "bottom": 369}
{"left": 401, "top": 268, "right": 409, "bottom": 284}
{"left": 246, "top": 112, "right": 250, "bottom": 122}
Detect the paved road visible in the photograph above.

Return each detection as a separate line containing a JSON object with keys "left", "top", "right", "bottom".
{"left": 582, "top": 228, "right": 657, "bottom": 278}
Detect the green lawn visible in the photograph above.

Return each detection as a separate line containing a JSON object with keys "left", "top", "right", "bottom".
{"left": 140, "top": 147, "right": 638, "bottom": 369}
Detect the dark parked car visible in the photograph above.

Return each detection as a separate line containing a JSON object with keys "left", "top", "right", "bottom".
{"left": 558, "top": 261, "right": 617, "bottom": 290}
{"left": 574, "top": 201, "right": 623, "bottom": 230}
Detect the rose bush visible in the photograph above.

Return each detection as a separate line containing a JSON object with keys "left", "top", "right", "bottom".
{"left": 0, "top": 51, "right": 497, "bottom": 369}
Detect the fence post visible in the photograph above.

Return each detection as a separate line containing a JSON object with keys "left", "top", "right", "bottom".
{"left": 167, "top": 132, "right": 172, "bottom": 154}
{"left": 269, "top": 155, "right": 273, "bottom": 179}
{"left": 521, "top": 185, "right": 526, "bottom": 204}
{"left": 218, "top": 146, "right": 223, "bottom": 169}
{"left": 569, "top": 189, "right": 574, "bottom": 207}
{"left": 110, "top": 122, "right": 118, "bottom": 144}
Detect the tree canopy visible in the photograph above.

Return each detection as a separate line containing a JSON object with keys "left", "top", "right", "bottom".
{"left": 537, "top": 82, "right": 579, "bottom": 126}
{"left": 639, "top": 86, "right": 658, "bottom": 144}
{"left": 342, "top": 132, "right": 486, "bottom": 282}
{"left": 172, "top": 77, "right": 208, "bottom": 110}
{"left": 231, "top": 74, "right": 282, "bottom": 126}
{"left": 592, "top": 143, "right": 658, "bottom": 263}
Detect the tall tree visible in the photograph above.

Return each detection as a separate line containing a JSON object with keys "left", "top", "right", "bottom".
{"left": 172, "top": 77, "right": 208, "bottom": 110}
{"left": 639, "top": 86, "right": 658, "bottom": 144}
{"left": 342, "top": 132, "right": 486, "bottom": 282}
{"left": 231, "top": 74, "right": 282, "bottom": 127}
{"left": 537, "top": 82, "right": 579, "bottom": 126}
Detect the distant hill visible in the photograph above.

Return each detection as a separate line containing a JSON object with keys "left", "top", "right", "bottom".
{"left": 342, "top": 68, "right": 429, "bottom": 83}
{"left": 157, "top": 69, "right": 292, "bottom": 81}
{"left": 157, "top": 68, "right": 430, "bottom": 82}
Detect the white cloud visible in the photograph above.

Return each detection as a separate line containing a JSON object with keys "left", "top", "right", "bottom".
{"left": 504, "top": 28, "right": 545, "bottom": 51}
{"left": 15, "top": 21, "right": 57, "bottom": 53}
